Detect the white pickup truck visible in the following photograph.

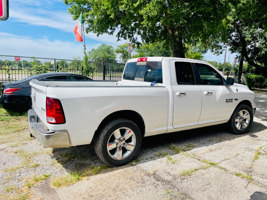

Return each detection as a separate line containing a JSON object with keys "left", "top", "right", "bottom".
{"left": 28, "top": 57, "right": 256, "bottom": 166}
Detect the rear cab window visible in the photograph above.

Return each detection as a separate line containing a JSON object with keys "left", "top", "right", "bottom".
{"left": 123, "top": 61, "right": 162, "bottom": 83}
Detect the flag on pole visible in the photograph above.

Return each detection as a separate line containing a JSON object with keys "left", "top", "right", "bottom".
{"left": 73, "top": 13, "right": 83, "bottom": 42}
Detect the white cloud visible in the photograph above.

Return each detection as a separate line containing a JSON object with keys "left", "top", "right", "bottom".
{"left": 9, "top": 1, "right": 128, "bottom": 45}
{"left": 10, "top": 9, "right": 74, "bottom": 32}
{"left": 0, "top": 32, "right": 100, "bottom": 59}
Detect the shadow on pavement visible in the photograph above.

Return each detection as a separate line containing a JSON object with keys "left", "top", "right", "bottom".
{"left": 51, "top": 119, "right": 266, "bottom": 176}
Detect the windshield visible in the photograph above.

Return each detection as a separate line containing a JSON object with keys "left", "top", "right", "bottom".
{"left": 123, "top": 61, "right": 162, "bottom": 83}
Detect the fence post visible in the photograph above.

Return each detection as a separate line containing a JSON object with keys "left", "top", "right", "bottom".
{"left": 102, "top": 61, "right": 106, "bottom": 80}
{"left": 53, "top": 59, "right": 56, "bottom": 72}
{"left": 109, "top": 64, "right": 111, "bottom": 80}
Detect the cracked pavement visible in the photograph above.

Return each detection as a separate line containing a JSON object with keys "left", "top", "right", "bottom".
{"left": 1, "top": 93, "right": 267, "bottom": 200}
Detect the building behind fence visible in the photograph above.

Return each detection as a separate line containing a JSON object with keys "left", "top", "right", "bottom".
{"left": 0, "top": 55, "right": 125, "bottom": 83}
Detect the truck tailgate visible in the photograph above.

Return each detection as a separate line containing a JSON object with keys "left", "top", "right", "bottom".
{"left": 30, "top": 80, "right": 47, "bottom": 125}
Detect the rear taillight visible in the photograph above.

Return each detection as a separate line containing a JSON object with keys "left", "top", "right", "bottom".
{"left": 46, "top": 97, "right": 65, "bottom": 124}
{"left": 4, "top": 88, "right": 21, "bottom": 95}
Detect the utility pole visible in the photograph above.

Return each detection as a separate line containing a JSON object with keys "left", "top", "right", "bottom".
{"left": 223, "top": 47, "right": 227, "bottom": 75}
{"left": 128, "top": 43, "right": 132, "bottom": 59}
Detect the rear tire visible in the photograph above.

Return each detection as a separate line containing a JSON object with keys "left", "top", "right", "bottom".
{"left": 228, "top": 104, "right": 253, "bottom": 134}
{"left": 94, "top": 118, "right": 142, "bottom": 166}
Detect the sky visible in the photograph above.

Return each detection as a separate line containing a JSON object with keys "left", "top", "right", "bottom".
{"left": 0, "top": 0, "right": 235, "bottom": 63}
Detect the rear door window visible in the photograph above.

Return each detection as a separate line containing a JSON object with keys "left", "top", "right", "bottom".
{"left": 175, "top": 62, "right": 195, "bottom": 85}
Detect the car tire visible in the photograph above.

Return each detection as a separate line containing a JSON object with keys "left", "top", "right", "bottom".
{"left": 94, "top": 118, "right": 142, "bottom": 166}
{"left": 228, "top": 104, "right": 253, "bottom": 134}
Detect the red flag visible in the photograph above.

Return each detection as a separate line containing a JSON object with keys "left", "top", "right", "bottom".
{"left": 73, "top": 13, "right": 83, "bottom": 42}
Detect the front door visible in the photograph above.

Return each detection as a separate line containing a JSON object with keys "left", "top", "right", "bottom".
{"left": 193, "top": 63, "right": 234, "bottom": 124}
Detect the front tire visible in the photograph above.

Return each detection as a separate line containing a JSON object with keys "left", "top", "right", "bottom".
{"left": 228, "top": 104, "right": 253, "bottom": 134}
{"left": 94, "top": 119, "right": 142, "bottom": 166}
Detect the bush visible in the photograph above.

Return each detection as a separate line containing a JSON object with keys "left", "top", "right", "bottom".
{"left": 245, "top": 74, "right": 267, "bottom": 89}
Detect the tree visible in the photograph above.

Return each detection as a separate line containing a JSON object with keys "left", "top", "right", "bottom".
{"left": 88, "top": 44, "right": 116, "bottom": 63}
{"left": 185, "top": 44, "right": 207, "bottom": 60}
{"left": 225, "top": 0, "right": 267, "bottom": 80}
{"left": 64, "top": 0, "right": 230, "bottom": 58}
{"left": 115, "top": 43, "right": 131, "bottom": 62}
{"left": 133, "top": 42, "right": 171, "bottom": 58}
{"left": 69, "top": 58, "right": 83, "bottom": 71}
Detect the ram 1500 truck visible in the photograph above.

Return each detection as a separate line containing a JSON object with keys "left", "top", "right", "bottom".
{"left": 28, "top": 57, "right": 256, "bottom": 166}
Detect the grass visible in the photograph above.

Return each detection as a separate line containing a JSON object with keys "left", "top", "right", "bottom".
{"left": 166, "top": 154, "right": 175, "bottom": 164}
{"left": 181, "top": 168, "right": 199, "bottom": 176}
{"left": 156, "top": 152, "right": 169, "bottom": 157}
{"left": 129, "top": 158, "right": 141, "bottom": 166}
{"left": 51, "top": 171, "right": 84, "bottom": 188}
{"left": 200, "top": 159, "right": 218, "bottom": 166}
{"left": 15, "top": 149, "right": 38, "bottom": 168}
{"left": 85, "top": 165, "right": 109, "bottom": 176}
{"left": 2, "top": 174, "right": 50, "bottom": 200}
{"left": 5, "top": 186, "right": 15, "bottom": 193}
{"left": 168, "top": 143, "right": 196, "bottom": 154}
{"left": 26, "top": 174, "right": 51, "bottom": 188}
{"left": 51, "top": 165, "right": 109, "bottom": 188}
{"left": 165, "top": 189, "right": 172, "bottom": 195}
{"left": 0, "top": 105, "right": 29, "bottom": 144}
{"left": 180, "top": 166, "right": 210, "bottom": 177}
{"left": 235, "top": 172, "right": 253, "bottom": 181}
{"left": 4, "top": 150, "right": 39, "bottom": 173}
{"left": 254, "top": 146, "right": 262, "bottom": 161}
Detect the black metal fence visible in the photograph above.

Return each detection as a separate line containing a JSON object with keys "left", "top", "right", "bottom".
{"left": 0, "top": 55, "right": 125, "bottom": 83}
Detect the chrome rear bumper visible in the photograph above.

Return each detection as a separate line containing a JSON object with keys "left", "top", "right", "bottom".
{"left": 28, "top": 109, "right": 70, "bottom": 148}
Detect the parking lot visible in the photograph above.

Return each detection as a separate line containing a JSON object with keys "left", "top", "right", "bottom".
{"left": 0, "top": 93, "right": 266, "bottom": 200}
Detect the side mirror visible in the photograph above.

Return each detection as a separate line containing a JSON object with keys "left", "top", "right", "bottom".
{"left": 225, "top": 77, "right": 234, "bottom": 86}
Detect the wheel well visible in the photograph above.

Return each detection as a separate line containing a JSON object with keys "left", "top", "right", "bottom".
{"left": 236, "top": 100, "right": 252, "bottom": 109}
{"left": 92, "top": 110, "right": 145, "bottom": 143}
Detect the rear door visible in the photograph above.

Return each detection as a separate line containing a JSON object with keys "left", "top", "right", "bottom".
{"left": 170, "top": 60, "right": 202, "bottom": 129}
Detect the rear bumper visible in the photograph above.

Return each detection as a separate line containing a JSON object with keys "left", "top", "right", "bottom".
{"left": 28, "top": 109, "right": 70, "bottom": 148}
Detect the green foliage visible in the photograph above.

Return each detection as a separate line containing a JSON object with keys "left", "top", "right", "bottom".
{"left": 65, "top": 0, "right": 230, "bottom": 57}
{"left": 245, "top": 74, "right": 267, "bottom": 89}
{"left": 185, "top": 44, "right": 207, "bottom": 60}
{"left": 88, "top": 44, "right": 116, "bottom": 63}
{"left": 32, "top": 60, "right": 48, "bottom": 75}
{"left": 225, "top": 0, "right": 267, "bottom": 76}
{"left": 69, "top": 58, "right": 83, "bottom": 71}
{"left": 56, "top": 60, "right": 69, "bottom": 72}
{"left": 115, "top": 43, "right": 131, "bottom": 62}
{"left": 133, "top": 42, "right": 171, "bottom": 58}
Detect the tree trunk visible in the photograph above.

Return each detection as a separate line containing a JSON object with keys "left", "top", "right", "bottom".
{"left": 172, "top": 36, "right": 185, "bottom": 58}
{"left": 167, "top": 26, "right": 185, "bottom": 58}
{"left": 238, "top": 54, "right": 244, "bottom": 83}
{"left": 235, "top": 22, "right": 263, "bottom": 71}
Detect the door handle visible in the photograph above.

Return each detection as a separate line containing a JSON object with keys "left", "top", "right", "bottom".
{"left": 176, "top": 92, "right": 186, "bottom": 96}
{"left": 204, "top": 91, "right": 213, "bottom": 96}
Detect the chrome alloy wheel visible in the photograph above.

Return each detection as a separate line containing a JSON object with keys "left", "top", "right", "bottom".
{"left": 107, "top": 127, "right": 136, "bottom": 160}
{"left": 235, "top": 109, "right": 251, "bottom": 131}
